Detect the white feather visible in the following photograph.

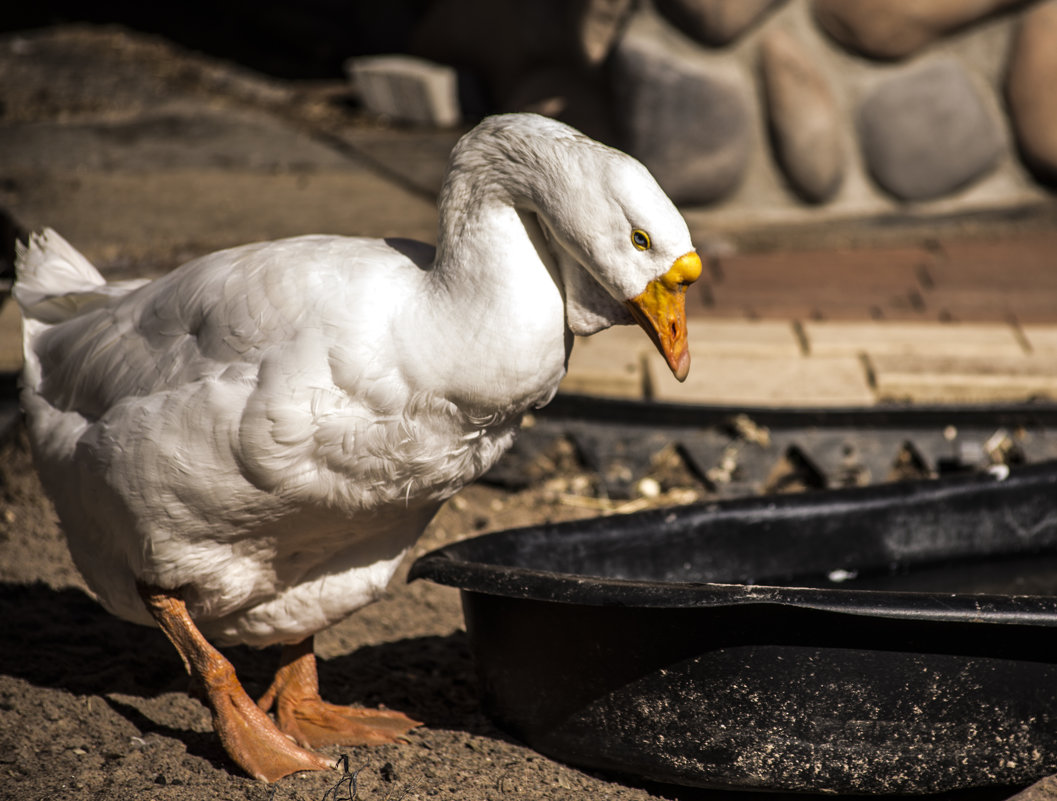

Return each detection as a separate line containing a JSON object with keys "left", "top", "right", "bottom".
{"left": 16, "top": 113, "right": 694, "bottom": 647}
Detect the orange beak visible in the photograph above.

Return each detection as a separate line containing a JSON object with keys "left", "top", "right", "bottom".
{"left": 625, "top": 250, "right": 702, "bottom": 382}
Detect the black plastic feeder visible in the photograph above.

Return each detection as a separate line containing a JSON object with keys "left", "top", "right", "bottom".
{"left": 410, "top": 460, "right": 1057, "bottom": 794}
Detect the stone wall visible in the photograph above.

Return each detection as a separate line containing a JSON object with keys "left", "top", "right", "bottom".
{"left": 396, "top": 0, "right": 1057, "bottom": 241}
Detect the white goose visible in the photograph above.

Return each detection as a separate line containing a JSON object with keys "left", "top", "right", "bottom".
{"left": 15, "top": 113, "right": 701, "bottom": 782}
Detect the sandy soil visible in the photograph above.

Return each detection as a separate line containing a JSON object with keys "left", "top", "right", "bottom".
{"left": 0, "top": 420, "right": 719, "bottom": 801}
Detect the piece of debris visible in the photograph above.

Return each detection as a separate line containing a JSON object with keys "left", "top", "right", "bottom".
{"left": 345, "top": 55, "right": 462, "bottom": 127}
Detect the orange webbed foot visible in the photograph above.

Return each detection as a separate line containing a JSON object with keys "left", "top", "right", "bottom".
{"left": 138, "top": 585, "right": 335, "bottom": 782}
{"left": 258, "top": 637, "right": 422, "bottom": 749}
{"left": 268, "top": 697, "right": 421, "bottom": 748}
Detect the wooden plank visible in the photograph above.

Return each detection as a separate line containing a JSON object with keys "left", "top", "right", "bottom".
{"left": 870, "top": 353, "right": 1057, "bottom": 403}
{"left": 803, "top": 321, "right": 1026, "bottom": 358}
{"left": 648, "top": 354, "right": 875, "bottom": 407}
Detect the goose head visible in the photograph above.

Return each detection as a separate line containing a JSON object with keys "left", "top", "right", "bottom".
{"left": 537, "top": 150, "right": 702, "bottom": 381}
{"left": 437, "top": 113, "right": 702, "bottom": 382}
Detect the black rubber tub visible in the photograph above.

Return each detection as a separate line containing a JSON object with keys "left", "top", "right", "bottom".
{"left": 410, "top": 460, "right": 1057, "bottom": 795}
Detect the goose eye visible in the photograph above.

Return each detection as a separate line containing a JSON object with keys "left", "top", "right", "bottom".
{"left": 631, "top": 229, "right": 651, "bottom": 251}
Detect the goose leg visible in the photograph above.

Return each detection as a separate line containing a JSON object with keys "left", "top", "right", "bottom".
{"left": 137, "top": 584, "right": 333, "bottom": 782}
{"left": 257, "top": 636, "right": 421, "bottom": 748}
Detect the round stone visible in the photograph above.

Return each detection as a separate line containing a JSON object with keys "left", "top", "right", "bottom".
{"left": 610, "top": 12, "right": 752, "bottom": 204}
{"left": 760, "top": 29, "right": 844, "bottom": 203}
{"left": 654, "top": 0, "right": 786, "bottom": 46}
{"left": 857, "top": 59, "right": 1002, "bottom": 201}
{"left": 1006, "top": 0, "right": 1057, "bottom": 184}
{"left": 813, "top": 0, "right": 1031, "bottom": 61}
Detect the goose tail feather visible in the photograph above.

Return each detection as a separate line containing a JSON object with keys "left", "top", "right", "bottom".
{"left": 14, "top": 228, "right": 109, "bottom": 323}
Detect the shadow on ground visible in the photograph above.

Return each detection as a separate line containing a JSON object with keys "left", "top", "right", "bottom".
{"left": 0, "top": 580, "right": 496, "bottom": 741}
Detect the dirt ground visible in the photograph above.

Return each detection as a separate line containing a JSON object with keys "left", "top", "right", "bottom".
{"left": 0, "top": 419, "right": 720, "bottom": 801}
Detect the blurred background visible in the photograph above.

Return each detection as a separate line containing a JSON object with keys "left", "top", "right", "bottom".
{"left": 3, "top": 0, "right": 1057, "bottom": 408}
{"left": 3, "top": 0, "right": 1056, "bottom": 245}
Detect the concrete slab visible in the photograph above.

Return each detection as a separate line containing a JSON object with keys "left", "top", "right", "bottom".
{"left": 5, "top": 169, "right": 438, "bottom": 275}
{"left": 0, "top": 81, "right": 443, "bottom": 273}
{"left": 0, "top": 102, "right": 353, "bottom": 173}
{"left": 338, "top": 126, "right": 462, "bottom": 197}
